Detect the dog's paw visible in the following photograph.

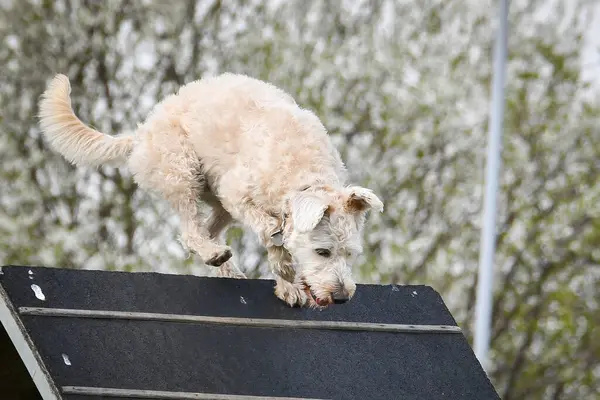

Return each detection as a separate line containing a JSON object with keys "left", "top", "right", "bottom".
{"left": 274, "top": 279, "right": 309, "bottom": 308}
{"left": 216, "top": 260, "right": 247, "bottom": 279}
{"left": 204, "top": 246, "right": 233, "bottom": 267}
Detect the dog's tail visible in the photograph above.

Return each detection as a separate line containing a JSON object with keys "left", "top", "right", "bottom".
{"left": 38, "top": 74, "right": 134, "bottom": 167}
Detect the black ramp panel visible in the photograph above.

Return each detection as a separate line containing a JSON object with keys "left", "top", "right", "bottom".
{"left": 23, "top": 318, "right": 492, "bottom": 400}
{"left": 0, "top": 266, "right": 501, "bottom": 400}
{"left": 1, "top": 266, "right": 455, "bottom": 325}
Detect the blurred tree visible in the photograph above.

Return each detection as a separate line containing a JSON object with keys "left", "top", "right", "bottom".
{"left": 0, "top": 0, "right": 598, "bottom": 398}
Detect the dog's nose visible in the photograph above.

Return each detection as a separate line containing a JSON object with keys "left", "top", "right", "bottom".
{"left": 332, "top": 291, "right": 350, "bottom": 304}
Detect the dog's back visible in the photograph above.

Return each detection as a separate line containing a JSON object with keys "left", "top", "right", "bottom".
{"left": 146, "top": 73, "right": 349, "bottom": 209}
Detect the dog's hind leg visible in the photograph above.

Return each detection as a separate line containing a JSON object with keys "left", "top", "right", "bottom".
{"left": 216, "top": 260, "right": 247, "bottom": 279}
{"left": 129, "top": 131, "right": 232, "bottom": 267}
{"left": 202, "top": 198, "right": 246, "bottom": 278}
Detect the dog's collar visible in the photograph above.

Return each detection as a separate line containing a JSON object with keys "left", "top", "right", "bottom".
{"left": 271, "top": 209, "right": 292, "bottom": 247}
{"left": 270, "top": 217, "right": 287, "bottom": 247}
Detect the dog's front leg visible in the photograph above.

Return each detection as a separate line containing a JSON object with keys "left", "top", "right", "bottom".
{"left": 267, "top": 245, "right": 295, "bottom": 282}
{"left": 268, "top": 246, "right": 310, "bottom": 307}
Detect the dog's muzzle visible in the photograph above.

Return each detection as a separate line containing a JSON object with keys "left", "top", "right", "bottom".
{"left": 332, "top": 290, "right": 350, "bottom": 304}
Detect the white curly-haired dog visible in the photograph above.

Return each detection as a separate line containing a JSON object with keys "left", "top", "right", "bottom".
{"left": 38, "top": 72, "right": 383, "bottom": 308}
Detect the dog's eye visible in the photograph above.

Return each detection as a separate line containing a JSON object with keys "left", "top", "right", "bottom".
{"left": 315, "top": 248, "right": 332, "bottom": 258}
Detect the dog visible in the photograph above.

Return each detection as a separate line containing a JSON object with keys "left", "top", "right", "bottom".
{"left": 38, "top": 72, "right": 383, "bottom": 308}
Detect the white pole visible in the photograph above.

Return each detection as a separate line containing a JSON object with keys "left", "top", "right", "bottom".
{"left": 474, "top": 0, "right": 509, "bottom": 371}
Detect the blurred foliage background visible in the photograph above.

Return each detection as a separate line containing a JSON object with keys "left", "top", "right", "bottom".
{"left": 1, "top": 0, "right": 599, "bottom": 398}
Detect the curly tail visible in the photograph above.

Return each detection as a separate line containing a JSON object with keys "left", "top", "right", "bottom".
{"left": 38, "top": 74, "right": 134, "bottom": 167}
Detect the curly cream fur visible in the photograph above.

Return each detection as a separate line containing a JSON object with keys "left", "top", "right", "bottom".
{"left": 38, "top": 74, "right": 134, "bottom": 167}
{"left": 38, "top": 72, "right": 383, "bottom": 307}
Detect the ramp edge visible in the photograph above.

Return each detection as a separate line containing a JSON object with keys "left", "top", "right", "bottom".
{"left": 0, "top": 284, "right": 62, "bottom": 400}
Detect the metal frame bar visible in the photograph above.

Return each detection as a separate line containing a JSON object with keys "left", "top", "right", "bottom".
{"left": 19, "top": 307, "right": 462, "bottom": 334}
{"left": 0, "top": 286, "right": 62, "bottom": 400}
{"left": 474, "top": 0, "right": 510, "bottom": 371}
{"left": 62, "top": 386, "right": 328, "bottom": 400}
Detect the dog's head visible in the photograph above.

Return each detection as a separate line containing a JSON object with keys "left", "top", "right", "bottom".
{"left": 280, "top": 185, "right": 383, "bottom": 307}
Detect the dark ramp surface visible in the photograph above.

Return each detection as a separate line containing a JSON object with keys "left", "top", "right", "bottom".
{"left": 0, "top": 265, "right": 500, "bottom": 400}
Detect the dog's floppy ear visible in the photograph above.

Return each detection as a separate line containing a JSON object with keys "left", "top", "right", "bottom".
{"left": 344, "top": 186, "right": 384, "bottom": 214}
{"left": 290, "top": 191, "right": 329, "bottom": 233}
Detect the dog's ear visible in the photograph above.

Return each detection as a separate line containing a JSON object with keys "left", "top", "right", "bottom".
{"left": 344, "top": 186, "right": 384, "bottom": 214}
{"left": 290, "top": 191, "right": 329, "bottom": 233}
